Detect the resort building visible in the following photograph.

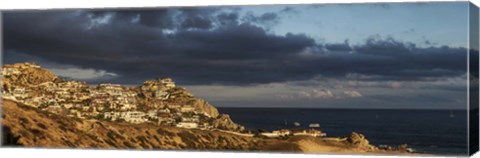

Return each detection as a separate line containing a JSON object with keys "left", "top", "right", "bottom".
{"left": 122, "top": 111, "right": 148, "bottom": 124}
{"left": 176, "top": 122, "right": 198, "bottom": 129}
{"left": 180, "top": 106, "right": 195, "bottom": 113}
{"left": 292, "top": 129, "right": 326, "bottom": 137}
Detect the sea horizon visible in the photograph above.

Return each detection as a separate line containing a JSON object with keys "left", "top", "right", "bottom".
{"left": 218, "top": 107, "right": 468, "bottom": 155}
{"left": 217, "top": 106, "right": 469, "bottom": 111}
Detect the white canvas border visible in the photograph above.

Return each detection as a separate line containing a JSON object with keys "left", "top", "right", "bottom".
{"left": 0, "top": 0, "right": 478, "bottom": 158}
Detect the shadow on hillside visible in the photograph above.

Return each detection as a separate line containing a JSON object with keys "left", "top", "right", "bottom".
{"left": 2, "top": 125, "right": 22, "bottom": 146}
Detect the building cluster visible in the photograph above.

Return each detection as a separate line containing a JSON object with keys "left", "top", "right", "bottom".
{"left": 1, "top": 63, "right": 214, "bottom": 130}
{"left": 141, "top": 78, "right": 176, "bottom": 100}
{"left": 2, "top": 62, "right": 39, "bottom": 77}
{"left": 2, "top": 63, "right": 328, "bottom": 137}
{"left": 260, "top": 129, "right": 326, "bottom": 137}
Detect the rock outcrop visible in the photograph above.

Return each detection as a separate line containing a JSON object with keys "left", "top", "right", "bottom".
{"left": 135, "top": 76, "right": 221, "bottom": 119}
{"left": 211, "top": 114, "right": 245, "bottom": 131}
{"left": 2, "top": 63, "right": 58, "bottom": 91}
{"left": 346, "top": 132, "right": 377, "bottom": 151}
{"left": 188, "top": 99, "right": 219, "bottom": 118}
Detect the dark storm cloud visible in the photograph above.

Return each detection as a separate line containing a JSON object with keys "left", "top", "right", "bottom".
{"left": 324, "top": 40, "right": 352, "bottom": 52}
{"left": 87, "top": 9, "right": 175, "bottom": 28}
{"left": 242, "top": 12, "right": 280, "bottom": 28}
{"left": 2, "top": 8, "right": 469, "bottom": 85}
{"left": 179, "top": 16, "right": 212, "bottom": 29}
{"left": 310, "top": 37, "right": 467, "bottom": 81}
{"left": 171, "top": 25, "right": 315, "bottom": 60}
{"left": 176, "top": 8, "right": 219, "bottom": 29}
{"left": 216, "top": 12, "right": 240, "bottom": 25}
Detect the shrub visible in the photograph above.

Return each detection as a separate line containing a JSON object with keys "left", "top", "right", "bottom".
{"left": 153, "top": 135, "right": 161, "bottom": 143}
{"left": 156, "top": 128, "right": 175, "bottom": 137}
{"left": 31, "top": 128, "right": 42, "bottom": 135}
{"left": 178, "top": 131, "right": 198, "bottom": 148}
{"left": 123, "top": 141, "right": 135, "bottom": 148}
{"left": 19, "top": 117, "right": 30, "bottom": 124}
{"left": 178, "top": 131, "right": 196, "bottom": 140}
{"left": 139, "top": 142, "right": 150, "bottom": 149}
{"left": 104, "top": 139, "right": 117, "bottom": 147}
{"left": 37, "top": 123, "right": 47, "bottom": 130}
{"left": 58, "top": 125, "right": 67, "bottom": 131}
{"left": 107, "top": 131, "right": 116, "bottom": 140}
{"left": 136, "top": 136, "right": 148, "bottom": 143}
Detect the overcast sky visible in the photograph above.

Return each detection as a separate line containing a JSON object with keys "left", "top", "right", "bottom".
{"left": 2, "top": 2, "right": 477, "bottom": 109}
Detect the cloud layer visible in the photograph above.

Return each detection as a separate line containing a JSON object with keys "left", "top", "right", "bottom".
{"left": 2, "top": 5, "right": 475, "bottom": 109}
{"left": 3, "top": 8, "right": 472, "bottom": 86}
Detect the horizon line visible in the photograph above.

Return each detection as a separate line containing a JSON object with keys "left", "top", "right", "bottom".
{"left": 215, "top": 106, "right": 472, "bottom": 111}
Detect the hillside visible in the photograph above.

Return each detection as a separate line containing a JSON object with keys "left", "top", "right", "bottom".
{"left": 1, "top": 62, "right": 244, "bottom": 131}
{"left": 2, "top": 99, "right": 409, "bottom": 154}
{"left": 2, "top": 99, "right": 260, "bottom": 150}
{"left": 2, "top": 63, "right": 58, "bottom": 90}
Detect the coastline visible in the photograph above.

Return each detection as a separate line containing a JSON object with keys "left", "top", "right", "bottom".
{"left": 218, "top": 107, "right": 469, "bottom": 155}
{"left": 2, "top": 99, "right": 418, "bottom": 155}
{"left": 0, "top": 63, "right": 428, "bottom": 155}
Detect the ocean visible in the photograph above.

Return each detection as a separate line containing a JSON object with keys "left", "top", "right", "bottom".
{"left": 217, "top": 108, "right": 468, "bottom": 156}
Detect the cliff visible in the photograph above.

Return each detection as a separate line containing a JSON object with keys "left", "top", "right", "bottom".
{"left": 211, "top": 114, "right": 245, "bottom": 131}
{"left": 137, "top": 80, "right": 219, "bottom": 118}
{"left": 188, "top": 99, "right": 219, "bottom": 118}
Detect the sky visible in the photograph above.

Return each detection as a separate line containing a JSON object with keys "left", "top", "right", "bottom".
{"left": 2, "top": 2, "right": 477, "bottom": 109}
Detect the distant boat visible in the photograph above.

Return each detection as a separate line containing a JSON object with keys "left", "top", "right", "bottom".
{"left": 293, "top": 122, "right": 301, "bottom": 127}
{"left": 309, "top": 123, "right": 320, "bottom": 128}
{"left": 450, "top": 111, "right": 455, "bottom": 118}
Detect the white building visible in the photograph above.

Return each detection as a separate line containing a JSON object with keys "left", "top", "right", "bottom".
{"left": 158, "top": 108, "right": 170, "bottom": 113}
{"left": 273, "top": 129, "right": 291, "bottom": 136}
{"left": 176, "top": 122, "right": 198, "bottom": 129}
{"left": 260, "top": 132, "right": 281, "bottom": 137}
{"left": 120, "top": 103, "right": 136, "bottom": 111}
{"left": 292, "top": 129, "right": 326, "bottom": 137}
{"left": 181, "top": 117, "right": 199, "bottom": 123}
{"left": 122, "top": 111, "right": 148, "bottom": 124}
{"left": 147, "top": 110, "right": 158, "bottom": 119}
{"left": 104, "top": 112, "right": 122, "bottom": 121}
{"left": 159, "top": 78, "right": 175, "bottom": 89}
{"left": 168, "top": 104, "right": 181, "bottom": 109}
{"left": 12, "top": 87, "right": 28, "bottom": 99}
{"left": 180, "top": 106, "right": 195, "bottom": 113}
{"left": 154, "top": 91, "right": 170, "bottom": 100}
{"left": 2, "top": 67, "right": 21, "bottom": 76}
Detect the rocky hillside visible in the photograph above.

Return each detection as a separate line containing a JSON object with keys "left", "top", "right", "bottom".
{"left": 2, "top": 62, "right": 243, "bottom": 131}
{"left": 2, "top": 99, "right": 410, "bottom": 154}
{"left": 2, "top": 63, "right": 59, "bottom": 90}
{"left": 1, "top": 99, "right": 258, "bottom": 149}
{"left": 135, "top": 80, "right": 220, "bottom": 118}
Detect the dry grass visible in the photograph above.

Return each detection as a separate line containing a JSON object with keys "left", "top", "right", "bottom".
{"left": 2, "top": 99, "right": 414, "bottom": 155}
